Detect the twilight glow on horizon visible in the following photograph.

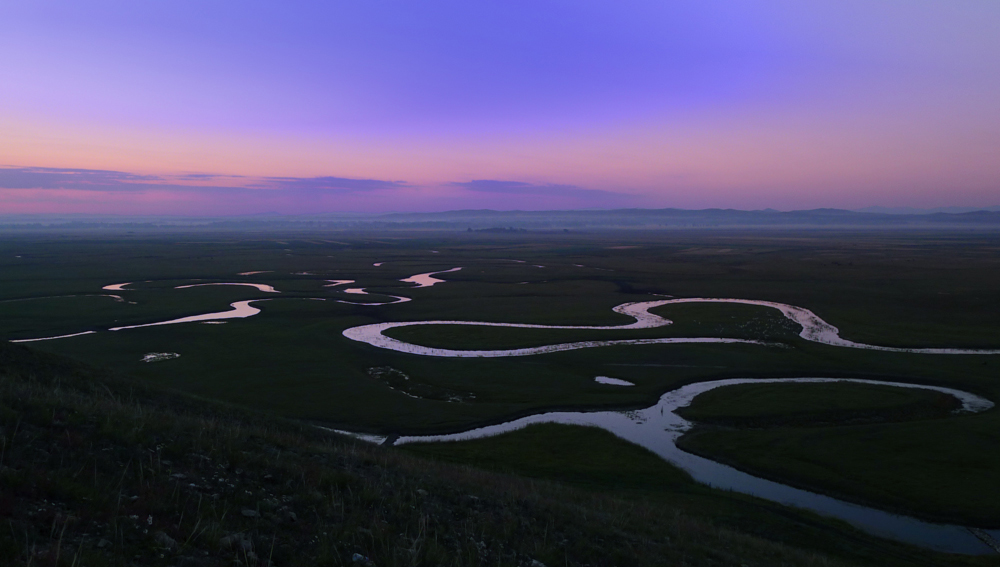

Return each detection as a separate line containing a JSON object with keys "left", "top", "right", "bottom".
{"left": 2, "top": 1, "right": 999, "bottom": 215}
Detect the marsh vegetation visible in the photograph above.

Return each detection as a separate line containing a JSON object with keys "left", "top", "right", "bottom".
{"left": 2, "top": 229, "right": 1000, "bottom": 563}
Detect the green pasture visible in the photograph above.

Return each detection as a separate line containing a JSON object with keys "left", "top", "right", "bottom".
{"left": 384, "top": 301, "right": 802, "bottom": 349}
{"left": 2, "top": 230, "right": 1000, "bottom": 534}
{"left": 677, "top": 381, "right": 961, "bottom": 427}
{"left": 402, "top": 423, "right": 990, "bottom": 567}
{"left": 678, "top": 381, "right": 1000, "bottom": 526}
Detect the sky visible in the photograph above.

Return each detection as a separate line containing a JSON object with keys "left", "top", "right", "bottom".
{"left": 1, "top": 1, "right": 999, "bottom": 215}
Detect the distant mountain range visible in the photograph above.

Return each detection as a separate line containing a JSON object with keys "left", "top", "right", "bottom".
{"left": 3, "top": 207, "right": 1000, "bottom": 231}
{"left": 371, "top": 207, "right": 1000, "bottom": 229}
{"left": 855, "top": 206, "right": 1000, "bottom": 215}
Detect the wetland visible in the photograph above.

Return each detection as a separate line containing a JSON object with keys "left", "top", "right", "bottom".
{"left": 3, "top": 229, "right": 1000, "bottom": 563}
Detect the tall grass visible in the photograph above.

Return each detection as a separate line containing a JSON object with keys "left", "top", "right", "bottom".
{"left": 0, "top": 343, "right": 984, "bottom": 566}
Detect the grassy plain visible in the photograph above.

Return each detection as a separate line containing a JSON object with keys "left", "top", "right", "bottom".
{"left": 676, "top": 382, "right": 961, "bottom": 427}
{"left": 677, "top": 381, "right": 1000, "bottom": 526}
{"left": 3, "top": 340, "right": 993, "bottom": 566}
{"left": 10, "top": 342, "right": 928, "bottom": 567}
{"left": 401, "top": 423, "right": 997, "bottom": 567}
{"left": 384, "top": 302, "right": 802, "bottom": 349}
{"left": 2, "top": 229, "right": 1000, "bottom": 547}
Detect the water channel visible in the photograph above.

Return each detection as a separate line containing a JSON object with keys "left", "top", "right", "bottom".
{"left": 8, "top": 272, "right": 1000, "bottom": 552}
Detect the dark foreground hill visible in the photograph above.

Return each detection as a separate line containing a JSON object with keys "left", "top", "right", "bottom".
{"left": 0, "top": 343, "right": 988, "bottom": 567}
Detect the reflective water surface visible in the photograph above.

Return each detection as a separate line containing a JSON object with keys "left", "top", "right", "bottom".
{"left": 594, "top": 376, "right": 635, "bottom": 386}
{"left": 175, "top": 282, "right": 280, "bottom": 293}
{"left": 343, "top": 298, "right": 1000, "bottom": 357}
{"left": 389, "top": 378, "right": 999, "bottom": 554}
{"left": 399, "top": 267, "right": 462, "bottom": 288}
{"left": 109, "top": 300, "right": 265, "bottom": 330}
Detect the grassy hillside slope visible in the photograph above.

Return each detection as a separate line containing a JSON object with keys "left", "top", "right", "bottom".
{"left": 1, "top": 343, "right": 994, "bottom": 567}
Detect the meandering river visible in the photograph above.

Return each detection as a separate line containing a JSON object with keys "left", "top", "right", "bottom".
{"left": 9, "top": 272, "right": 1000, "bottom": 552}
{"left": 399, "top": 267, "right": 462, "bottom": 288}
{"left": 353, "top": 378, "right": 998, "bottom": 554}
{"left": 335, "top": 296, "right": 1000, "bottom": 553}
{"left": 342, "top": 298, "right": 1000, "bottom": 356}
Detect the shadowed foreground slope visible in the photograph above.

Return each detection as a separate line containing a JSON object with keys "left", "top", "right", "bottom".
{"left": 0, "top": 343, "right": 989, "bottom": 567}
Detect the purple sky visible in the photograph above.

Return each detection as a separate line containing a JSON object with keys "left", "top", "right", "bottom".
{"left": 2, "top": 1, "right": 998, "bottom": 214}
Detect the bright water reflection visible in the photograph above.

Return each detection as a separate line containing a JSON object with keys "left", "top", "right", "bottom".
{"left": 594, "top": 376, "right": 635, "bottom": 386}
{"left": 175, "top": 282, "right": 280, "bottom": 293}
{"left": 343, "top": 298, "right": 1000, "bottom": 357}
{"left": 109, "top": 300, "right": 265, "bottom": 330}
{"left": 391, "top": 378, "right": 999, "bottom": 554}
{"left": 399, "top": 267, "right": 462, "bottom": 288}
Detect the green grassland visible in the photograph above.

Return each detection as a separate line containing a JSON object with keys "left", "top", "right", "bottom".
{"left": 2, "top": 229, "right": 1000, "bottom": 550}
{"left": 398, "top": 423, "right": 991, "bottom": 567}
{"left": 677, "top": 381, "right": 1000, "bottom": 527}
{"left": 4, "top": 343, "right": 924, "bottom": 567}
{"left": 384, "top": 302, "right": 802, "bottom": 349}
{"left": 676, "top": 382, "right": 961, "bottom": 427}
{"left": 1, "top": 342, "right": 991, "bottom": 566}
